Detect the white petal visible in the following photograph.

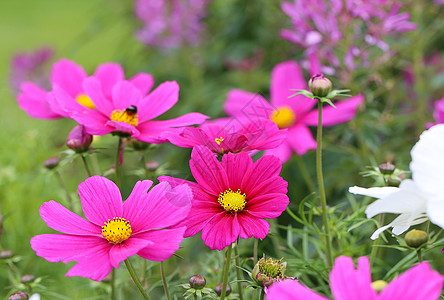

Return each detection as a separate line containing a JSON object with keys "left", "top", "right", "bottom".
{"left": 370, "top": 224, "right": 391, "bottom": 240}
{"left": 410, "top": 124, "right": 444, "bottom": 196}
{"left": 427, "top": 197, "right": 444, "bottom": 229}
{"left": 348, "top": 186, "right": 399, "bottom": 199}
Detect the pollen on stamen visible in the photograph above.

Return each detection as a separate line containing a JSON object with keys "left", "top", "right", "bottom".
{"left": 101, "top": 217, "right": 132, "bottom": 244}
{"left": 218, "top": 189, "right": 246, "bottom": 213}
{"left": 110, "top": 109, "right": 139, "bottom": 127}
{"left": 76, "top": 94, "right": 96, "bottom": 109}
{"left": 271, "top": 106, "right": 295, "bottom": 129}
{"left": 215, "top": 137, "right": 224, "bottom": 145}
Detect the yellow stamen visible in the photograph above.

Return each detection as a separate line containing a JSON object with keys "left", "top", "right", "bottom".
{"left": 371, "top": 280, "right": 388, "bottom": 293}
{"left": 110, "top": 109, "right": 139, "bottom": 127}
{"left": 76, "top": 94, "right": 95, "bottom": 109}
{"left": 215, "top": 137, "right": 224, "bottom": 145}
{"left": 218, "top": 189, "right": 246, "bottom": 213}
{"left": 270, "top": 106, "right": 295, "bottom": 129}
{"left": 101, "top": 217, "right": 132, "bottom": 244}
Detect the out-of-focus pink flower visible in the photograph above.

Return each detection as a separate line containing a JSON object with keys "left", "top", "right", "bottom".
{"left": 134, "top": 0, "right": 209, "bottom": 49}
{"left": 266, "top": 256, "right": 444, "bottom": 300}
{"left": 31, "top": 176, "right": 192, "bottom": 281}
{"left": 159, "top": 146, "right": 289, "bottom": 250}
{"left": 426, "top": 97, "right": 444, "bottom": 129}
{"left": 18, "top": 59, "right": 154, "bottom": 120}
{"left": 53, "top": 78, "right": 209, "bottom": 143}
{"left": 166, "top": 118, "right": 287, "bottom": 154}
{"left": 223, "top": 61, "right": 364, "bottom": 162}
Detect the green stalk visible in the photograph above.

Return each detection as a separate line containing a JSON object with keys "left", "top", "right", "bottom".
{"left": 260, "top": 289, "right": 265, "bottom": 300}
{"left": 160, "top": 261, "right": 171, "bottom": 300}
{"left": 417, "top": 249, "right": 423, "bottom": 262}
{"left": 111, "top": 269, "right": 116, "bottom": 300}
{"left": 81, "top": 154, "right": 93, "bottom": 177}
{"left": 369, "top": 213, "right": 385, "bottom": 267}
{"left": 316, "top": 100, "right": 333, "bottom": 268}
{"left": 234, "top": 243, "right": 244, "bottom": 300}
{"left": 252, "top": 239, "right": 258, "bottom": 300}
{"left": 115, "top": 137, "right": 123, "bottom": 188}
{"left": 220, "top": 245, "right": 233, "bottom": 300}
{"left": 125, "top": 259, "right": 152, "bottom": 300}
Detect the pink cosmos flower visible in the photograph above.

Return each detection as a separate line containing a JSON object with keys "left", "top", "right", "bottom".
{"left": 159, "top": 146, "right": 289, "bottom": 250}
{"left": 166, "top": 118, "right": 287, "bottom": 154}
{"left": 18, "top": 58, "right": 154, "bottom": 120}
{"left": 426, "top": 97, "right": 444, "bottom": 129}
{"left": 223, "top": 61, "right": 364, "bottom": 162}
{"left": 30, "top": 175, "right": 192, "bottom": 281}
{"left": 266, "top": 256, "right": 444, "bottom": 300}
{"left": 53, "top": 77, "right": 209, "bottom": 143}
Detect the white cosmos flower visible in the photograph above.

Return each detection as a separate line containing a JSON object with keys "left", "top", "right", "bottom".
{"left": 349, "top": 124, "right": 444, "bottom": 239}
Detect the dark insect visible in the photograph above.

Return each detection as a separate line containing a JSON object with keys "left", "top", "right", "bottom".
{"left": 125, "top": 105, "right": 138, "bottom": 116}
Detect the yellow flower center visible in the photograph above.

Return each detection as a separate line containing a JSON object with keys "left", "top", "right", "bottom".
{"left": 218, "top": 189, "right": 246, "bottom": 213}
{"left": 101, "top": 217, "right": 132, "bottom": 244}
{"left": 371, "top": 280, "right": 388, "bottom": 293}
{"left": 76, "top": 94, "right": 96, "bottom": 109}
{"left": 270, "top": 106, "right": 295, "bottom": 129}
{"left": 215, "top": 137, "right": 224, "bottom": 145}
{"left": 110, "top": 107, "right": 139, "bottom": 127}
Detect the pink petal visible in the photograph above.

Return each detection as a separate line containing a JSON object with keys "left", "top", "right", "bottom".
{"left": 78, "top": 176, "right": 123, "bottom": 226}
{"left": 243, "top": 121, "right": 288, "bottom": 151}
{"left": 270, "top": 61, "right": 315, "bottom": 115}
{"left": 246, "top": 175, "right": 289, "bottom": 200}
{"left": 71, "top": 108, "right": 113, "bottom": 136}
{"left": 137, "top": 81, "right": 179, "bottom": 122}
{"left": 111, "top": 81, "right": 143, "bottom": 109}
{"left": 123, "top": 181, "right": 191, "bottom": 232}
{"left": 17, "top": 82, "right": 61, "bottom": 119}
{"left": 237, "top": 212, "right": 270, "bottom": 239}
{"left": 201, "top": 212, "right": 239, "bottom": 250}
{"left": 129, "top": 72, "right": 155, "bottom": 96}
{"left": 224, "top": 89, "right": 274, "bottom": 120}
{"left": 105, "top": 120, "right": 140, "bottom": 137}
{"left": 246, "top": 193, "right": 289, "bottom": 219}
{"left": 83, "top": 77, "right": 114, "bottom": 116}
{"left": 379, "top": 262, "right": 444, "bottom": 300}
{"left": 50, "top": 59, "right": 87, "bottom": 98}
{"left": 303, "top": 95, "right": 364, "bottom": 126}
{"left": 136, "top": 227, "right": 187, "bottom": 261}
{"left": 221, "top": 152, "right": 253, "bottom": 191}
{"left": 39, "top": 201, "right": 100, "bottom": 236}
{"left": 108, "top": 238, "right": 152, "bottom": 268}
{"left": 241, "top": 155, "right": 283, "bottom": 196}
{"left": 264, "top": 142, "right": 293, "bottom": 162}
{"left": 190, "top": 146, "right": 230, "bottom": 196}
{"left": 266, "top": 280, "right": 328, "bottom": 300}
{"left": 65, "top": 246, "right": 113, "bottom": 281}
{"left": 308, "top": 52, "right": 322, "bottom": 75}
{"left": 93, "top": 62, "right": 124, "bottom": 100}
{"left": 330, "top": 256, "right": 377, "bottom": 300}
{"left": 286, "top": 125, "right": 317, "bottom": 156}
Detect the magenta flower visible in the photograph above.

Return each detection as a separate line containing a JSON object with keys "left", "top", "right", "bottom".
{"left": 30, "top": 176, "right": 192, "bottom": 281}
{"left": 54, "top": 77, "right": 209, "bottom": 143}
{"left": 426, "top": 97, "right": 444, "bottom": 129}
{"left": 159, "top": 146, "right": 289, "bottom": 250}
{"left": 18, "top": 58, "right": 154, "bottom": 120}
{"left": 223, "top": 61, "right": 364, "bottom": 162}
{"left": 166, "top": 118, "right": 287, "bottom": 154}
{"left": 266, "top": 256, "right": 444, "bottom": 300}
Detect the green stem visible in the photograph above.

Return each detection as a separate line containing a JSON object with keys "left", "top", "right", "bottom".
{"left": 252, "top": 239, "right": 258, "bottom": 300}
{"left": 234, "top": 242, "right": 244, "bottom": 300}
{"left": 369, "top": 213, "right": 385, "bottom": 267}
{"left": 125, "top": 259, "right": 152, "bottom": 300}
{"left": 316, "top": 100, "right": 333, "bottom": 268}
{"left": 417, "top": 249, "right": 423, "bottom": 262}
{"left": 220, "top": 245, "right": 233, "bottom": 300}
{"left": 81, "top": 154, "right": 93, "bottom": 177}
{"left": 260, "top": 289, "right": 265, "bottom": 300}
{"left": 160, "top": 261, "right": 171, "bottom": 300}
{"left": 54, "top": 170, "right": 74, "bottom": 211}
{"left": 111, "top": 268, "right": 116, "bottom": 300}
{"left": 294, "top": 155, "right": 316, "bottom": 193}
{"left": 115, "top": 137, "right": 123, "bottom": 188}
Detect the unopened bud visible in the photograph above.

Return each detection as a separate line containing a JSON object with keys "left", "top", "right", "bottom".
{"left": 0, "top": 250, "right": 14, "bottom": 259}
{"left": 405, "top": 229, "right": 428, "bottom": 248}
{"left": 145, "top": 161, "right": 160, "bottom": 171}
{"left": 379, "top": 163, "right": 395, "bottom": 175}
{"left": 43, "top": 156, "right": 59, "bottom": 170}
{"left": 387, "top": 177, "right": 401, "bottom": 187}
{"left": 214, "top": 283, "right": 231, "bottom": 296}
{"left": 308, "top": 73, "right": 332, "bottom": 97}
{"left": 127, "top": 138, "right": 149, "bottom": 151}
{"left": 21, "top": 274, "right": 36, "bottom": 284}
{"left": 189, "top": 275, "right": 206, "bottom": 289}
{"left": 8, "top": 292, "right": 29, "bottom": 300}
{"left": 371, "top": 280, "right": 388, "bottom": 293}
{"left": 66, "top": 125, "right": 93, "bottom": 153}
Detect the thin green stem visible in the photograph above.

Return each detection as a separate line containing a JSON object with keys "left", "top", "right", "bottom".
{"left": 125, "top": 259, "right": 152, "bottom": 300}
{"left": 370, "top": 213, "right": 385, "bottom": 267}
{"left": 160, "top": 261, "right": 171, "bottom": 300}
{"left": 54, "top": 170, "right": 74, "bottom": 211}
{"left": 252, "top": 239, "right": 258, "bottom": 300}
{"left": 220, "top": 245, "right": 233, "bottom": 300}
{"left": 294, "top": 155, "right": 316, "bottom": 193}
{"left": 417, "top": 249, "right": 423, "bottom": 262}
{"left": 115, "top": 137, "right": 123, "bottom": 188}
{"left": 111, "top": 268, "right": 116, "bottom": 300}
{"left": 234, "top": 242, "right": 244, "bottom": 300}
{"left": 260, "top": 289, "right": 265, "bottom": 300}
{"left": 316, "top": 101, "right": 333, "bottom": 268}
{"left": 81, "top": 154, "right": 93, "bottom": 177}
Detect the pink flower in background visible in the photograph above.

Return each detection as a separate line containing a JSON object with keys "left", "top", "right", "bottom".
{"left": 135, "top": 0, "right": 209, "bottom": 49}
{"left": 266, "top": 256, "right": 444, "bottom": 300}
{"left": 159, "top": 146, "right": 289, "bottom": 250}
{"left": 166, "top": 118, "right": 287, "bottom": 154}
{"left": 31, "top": 176, "right": 192, "bottom": 281}
{"left": 55, "top": 78, "right": 209, "bottom": 143}
{"left": 426, "top": 97, "right": 444, "bottom": 128}
{"left": 17, "top": 58, "right": 154, "bottom": 120}
{"left": 224, "top": 61, "right": 364, "bottom": 162}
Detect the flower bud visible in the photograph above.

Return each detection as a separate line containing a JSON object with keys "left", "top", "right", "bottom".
{"left": 21, "top": 274, "right": 36, "bottom": 284}
{"left": 379, "top": 163, "right": 395, "bottom": 175}
{"left": 145, "top": 161, "right": 160, "bottom": 171}
{"left": 127, "top": 138, "right": 149, "bottom": 151}
{"left": 214, "top": 283, "right": 231, "bottom": 296}
{"left": 66, "top": 125, "right": 93, "bottom": 153}
{"left": 371, "top": 280, "right": 388, "bottom": 293}
{"left": 0, "top": 250, "right": 14, "bottom": 259}
{"left": 308, "top": 73, "right": 332, "bottom": 98}
{"left": 8, "top": 292, "right": 29, "bottom": 300}
{"left": 189, "top": 275, "right": 206, "bottom": 289}
{"left": 43, "top": 156, "right": 59, "bottom": 170}
{"left": 251, "top": 257, "right": 287, "bottom": 286}
{"left": 405, "top": 229, "right": 428, "bottom": 248}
